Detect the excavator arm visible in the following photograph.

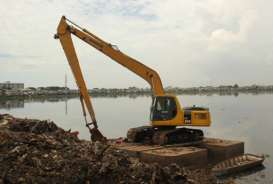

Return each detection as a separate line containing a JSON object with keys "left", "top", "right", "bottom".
{"left": 55, "top": 17, "right": 108, "bottom": 142}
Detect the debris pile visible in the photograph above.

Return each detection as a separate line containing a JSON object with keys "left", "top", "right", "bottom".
{"left": 0, "top": 114, "right": 217, "bottom": 184}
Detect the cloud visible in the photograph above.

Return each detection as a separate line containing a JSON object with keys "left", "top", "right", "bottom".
{"left": 0, "top": 52, "right": 14, "bottom": 59}
{"left": 0, "top": 0, "right": 273, "bottom": 88}
{"left": 88, "top": 0, "right": 157, "bottom": 20}
{"left": 208, "top": 9, "right": 257, "bottom": 51}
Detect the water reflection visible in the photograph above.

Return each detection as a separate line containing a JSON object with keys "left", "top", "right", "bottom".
{"left": 0, "top": 100, "right": 24, "bottom": 109}
{"left": 0, "top": 94, "right": 149, "bottom": 112}
{"left": 1, "top": 90, "right": 272, "bottom": 105}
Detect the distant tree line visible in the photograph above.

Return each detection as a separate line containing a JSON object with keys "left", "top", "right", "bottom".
{"left": 1, "top": 84, "right": 273, "bottom": 98}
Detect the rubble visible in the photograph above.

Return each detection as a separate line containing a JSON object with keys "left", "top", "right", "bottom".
{"left": 0, "top": 114, "right": 220, "bottom": 184}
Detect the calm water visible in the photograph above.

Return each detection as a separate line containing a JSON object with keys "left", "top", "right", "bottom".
{"left": 1, "top": 94, "right": 273, "bottom": 183}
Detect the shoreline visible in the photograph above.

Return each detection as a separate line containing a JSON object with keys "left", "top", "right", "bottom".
{"left": 1, "top": 89, "right": 273, "bottom": 100}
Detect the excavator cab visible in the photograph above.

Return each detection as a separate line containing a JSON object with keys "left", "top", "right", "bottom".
{"left": 150, "top": 96, "right": 178, "bottom": 121}
{"left": 151, "top": 95, "right": 211, "bottom": 127}
{"left": 151, "top": 95, "right": 184, "bottom": 127}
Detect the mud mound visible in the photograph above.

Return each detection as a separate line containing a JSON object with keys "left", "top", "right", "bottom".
{"left": 9, "top": 119, "right": 58, "bottom": 134}
{"left": 0, "top": 114, "right": 217, "bottom": 184}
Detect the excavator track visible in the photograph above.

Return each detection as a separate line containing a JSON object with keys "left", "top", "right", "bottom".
{"left": 127, "top": 126, "right": 204, "bottom": 145}
{"left": 153, "top": 127, "right": 204, "bottom": 145}
{"left": 127, "top": 126, "right": 154, "bottom": 144}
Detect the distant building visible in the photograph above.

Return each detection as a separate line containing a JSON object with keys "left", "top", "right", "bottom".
{"left": 0, "top": 81, "right": 24, "bottom": 90}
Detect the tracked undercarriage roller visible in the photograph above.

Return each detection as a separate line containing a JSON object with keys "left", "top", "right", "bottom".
{"left": 127, "top": 126, "right": 204, "bottom": 145}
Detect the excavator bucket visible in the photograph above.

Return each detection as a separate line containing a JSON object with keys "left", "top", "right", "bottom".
{"left": 89, "top": 127, "right": 107, "bottom": 143}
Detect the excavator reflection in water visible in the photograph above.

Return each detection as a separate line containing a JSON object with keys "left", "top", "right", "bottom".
{"left": 55, "top": 16, "right": 211, "bottom": 145}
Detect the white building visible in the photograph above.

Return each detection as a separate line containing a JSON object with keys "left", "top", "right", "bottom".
{"left": 0, "top": 81, "right": 24, "bottom": 90}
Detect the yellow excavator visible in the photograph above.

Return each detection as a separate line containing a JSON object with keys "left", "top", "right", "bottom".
{"left": 55, "top": 16, "right": 211, "bottom": 145}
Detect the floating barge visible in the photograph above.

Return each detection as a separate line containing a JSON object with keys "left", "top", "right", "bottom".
{"left": 112, "top": 137, "right": 264, "bottom": 174}
{"left": 212, "top": 154, "right": 265, "bottom": 176}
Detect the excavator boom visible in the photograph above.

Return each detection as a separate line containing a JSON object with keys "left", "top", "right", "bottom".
{"left": 56, "top": 16, "right": 164, "bottom": 96}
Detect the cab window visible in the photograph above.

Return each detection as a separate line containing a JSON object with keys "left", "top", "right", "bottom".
{"left": 150, "top": 96, "right": 177, "bottom": 121}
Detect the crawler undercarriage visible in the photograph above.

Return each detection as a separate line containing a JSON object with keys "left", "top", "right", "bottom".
{"left": 127, "top": 126, "right": 204, "bottom": 145}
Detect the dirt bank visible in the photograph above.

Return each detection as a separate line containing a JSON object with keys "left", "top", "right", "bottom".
{"left": 0, "top": 114, "right": 231, "bottom": 184}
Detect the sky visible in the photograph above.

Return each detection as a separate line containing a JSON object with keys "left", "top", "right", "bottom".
{"left": 0, "top": 0, "right": 273, "bottom": 89}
